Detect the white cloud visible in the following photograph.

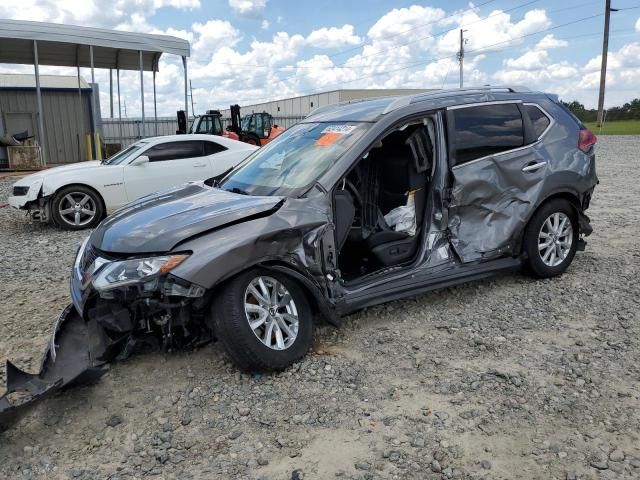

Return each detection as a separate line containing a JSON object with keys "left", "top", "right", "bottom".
{"left": 535, "top": 34, "right": 568, "bottom": 50}
{"left": 0, "top": 0, "right": 200, "bottom": 29}
{"left": 191, "top": 20, "right": 241, "bottom": 60}
{"left": 228, "top": 0, "right": 267, "bottom": 18}
{"left": 306, "top": 25, "right": 361, "bottom": 49}
{"left": 636, "top": 17, "right": 640, "bottom": 31}
{"left": 2, "top": 1, "right": 638, "bottom": 115}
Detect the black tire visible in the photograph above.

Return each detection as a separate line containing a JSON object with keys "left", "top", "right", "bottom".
{"left": 51, "top": 185, "right": 104, "bottom": 230}
{"left": 523, "top": 198, "right": 579, "bottom": 278}
{"left": 212, "top": 269, "right": 313, "bottom": 372}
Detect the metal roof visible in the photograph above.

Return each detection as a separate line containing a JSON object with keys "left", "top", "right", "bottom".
{"left": 0, "top": 19, "right": 190, "bottom": 71}
{"left": 0, "top": 73, "right": 90, "bottom": 89}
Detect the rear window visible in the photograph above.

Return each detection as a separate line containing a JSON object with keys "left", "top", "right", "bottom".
{"left": 452, "top": 103, "right": 524, "bottom": 166}
{"left": 525, "top": 104, "right": 551, "bottom": 138}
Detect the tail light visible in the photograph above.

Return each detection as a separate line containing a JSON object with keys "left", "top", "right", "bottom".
{"left": 578, "top": 128, "right": 597, "bottom": 152}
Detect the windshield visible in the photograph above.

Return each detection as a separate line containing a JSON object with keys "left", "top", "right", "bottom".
{"left": 102, "top": 142, "right": 148, "bottom": 165}
{"left": 220, "top": 122, "right": 369, "bottom": 197}
{"left": 241, "top": 115, "right": 251, "bottom": 132}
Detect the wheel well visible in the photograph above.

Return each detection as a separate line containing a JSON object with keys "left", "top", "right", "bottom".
{"left": 52, "top": 183, "right": 107, "bottom": 217}
{"left": 537, "top": 192, "right": 581, "bottom": 213}
{"left": 518, "top": 191, "right": 581, "bottom": 254}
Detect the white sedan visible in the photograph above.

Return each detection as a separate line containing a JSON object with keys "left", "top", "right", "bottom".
{"left": 8, "top": 134, "right": 257, "bottom": 230}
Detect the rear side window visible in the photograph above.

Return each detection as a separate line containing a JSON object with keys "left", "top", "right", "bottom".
{"left": 203, "top": 141, "right": 227, "bottom": 155}
{"left": 452, "top": 103, "right": 524, "bottom": 165}
{"left": 145, "top": 141, "right": 204, "bottom": 162}
{"left": 525, "top": 104, "right": 551, "bottom": 138}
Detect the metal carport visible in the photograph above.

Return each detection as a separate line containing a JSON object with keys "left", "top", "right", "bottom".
{"left": 0, "top": 19, "right": 190, "bottom": 165}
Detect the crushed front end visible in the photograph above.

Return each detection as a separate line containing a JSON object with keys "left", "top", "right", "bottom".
{"left": 0, "top": 237, "right": 211, "bottom": 430}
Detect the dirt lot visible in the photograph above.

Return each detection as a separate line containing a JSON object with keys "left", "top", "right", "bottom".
{"left": 0, "top": 135, "right": 638, "bottom": 480}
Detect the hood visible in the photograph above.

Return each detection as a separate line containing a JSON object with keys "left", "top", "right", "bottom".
{"left": 13, "top": 161, "right": 103, "bottom": 185}
{"left": 90, "top": 183, "right": 284, "bottom": 253}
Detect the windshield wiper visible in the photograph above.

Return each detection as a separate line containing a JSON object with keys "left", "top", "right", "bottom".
{"left": 225, "top": 187, "right": 251, "bottom": 196}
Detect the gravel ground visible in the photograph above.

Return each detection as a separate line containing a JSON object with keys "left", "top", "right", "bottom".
{"left": 0, "top": 135, "right": 638, "bottom": 480}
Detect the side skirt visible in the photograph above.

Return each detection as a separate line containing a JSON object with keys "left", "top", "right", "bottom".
{"left": 338, "top": 256, "right": 524, "bottom": 315}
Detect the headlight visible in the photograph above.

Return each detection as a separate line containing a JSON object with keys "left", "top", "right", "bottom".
{"left": 92, "top": 254, "right": 188, "bottom": 292}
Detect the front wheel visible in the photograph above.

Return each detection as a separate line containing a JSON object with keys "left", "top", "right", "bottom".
{"left": 523, "top": 199, "right": 579, "bottom": 278}
{"left": 51, "top": 186, "right": 104, "bottom": 230}
{"left": 212, "top": 270, "right": 313, "bottom": 371}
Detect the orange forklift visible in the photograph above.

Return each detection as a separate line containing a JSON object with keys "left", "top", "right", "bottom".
{"left": 181, "top": 104, "right": 284, "bottom": 146}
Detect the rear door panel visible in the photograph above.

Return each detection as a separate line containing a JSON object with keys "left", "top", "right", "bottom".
{"left": 447, "top": 103, "right": 547, "bottom": 263}
{"left": 449, "top": 146, "right": 546, "bottom": 262}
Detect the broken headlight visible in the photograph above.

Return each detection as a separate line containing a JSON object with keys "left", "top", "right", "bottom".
{"left": 92, "top": 255, "right": 188, "bottom": 292}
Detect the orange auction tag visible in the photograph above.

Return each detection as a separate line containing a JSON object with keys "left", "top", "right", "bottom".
{"left": 316, "top": 132, "right": 341, "bottom": 146}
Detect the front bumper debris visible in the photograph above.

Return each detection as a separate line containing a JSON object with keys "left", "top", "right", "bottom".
{"left": 0, "top": 305, "right": 107, "bottom": 431}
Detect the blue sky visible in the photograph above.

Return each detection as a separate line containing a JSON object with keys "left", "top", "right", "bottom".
{"left": 1, "top": 0, "right": 638, "bottom": 116}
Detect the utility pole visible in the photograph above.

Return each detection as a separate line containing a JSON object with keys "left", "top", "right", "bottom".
{"left": 597, "top": 0, "right": 618, "bottom": 126}
{"left": 457, "top": 29, "right": 467, "bottom": 88}
{"left": 189, "top": 80, "right": 196, "bottom": 118}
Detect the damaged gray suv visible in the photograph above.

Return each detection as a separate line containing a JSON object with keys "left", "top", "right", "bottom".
{"left": 1, "top": 87, "right": 598, "bottom": 424}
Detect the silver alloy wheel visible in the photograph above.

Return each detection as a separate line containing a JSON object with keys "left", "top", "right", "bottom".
{"left": 538, "top": 212, "right": 573, "bottom": 267}
{"left": 244, "top": 276, "right": 299, "bottom": 351}
{"left": 58, "top": 192, "right": 97, "bottom": 227}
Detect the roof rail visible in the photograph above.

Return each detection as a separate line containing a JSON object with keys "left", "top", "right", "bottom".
{"left": 382, "top": 85, "right": 532, "bottom": 114}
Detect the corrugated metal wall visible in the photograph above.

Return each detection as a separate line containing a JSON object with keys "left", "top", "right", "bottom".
{"left": 0, "top": 88, "right": 91, "bottom": 166}
{"left": 102, "top": 115, "right": 306, "bottom": 150}
{"left": 102, "top": 118, "right": 180, "bottom": 149}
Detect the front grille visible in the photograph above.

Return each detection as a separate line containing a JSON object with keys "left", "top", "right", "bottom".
{"left": 12, "top": 186, "right": 29, "bottom": 196}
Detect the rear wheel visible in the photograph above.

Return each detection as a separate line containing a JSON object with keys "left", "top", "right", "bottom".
{"left": 51, "top": 186, "right": 104, "bottom": 230}
{"left": 212, "top": 269, "right": 313, "bottom": 371}
{"left": 523, "top": 199, "right": 578, "bottom": 278}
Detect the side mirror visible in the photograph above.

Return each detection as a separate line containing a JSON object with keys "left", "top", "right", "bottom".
{"left": 130, "top": 155, "right": 149, "bottom": 166}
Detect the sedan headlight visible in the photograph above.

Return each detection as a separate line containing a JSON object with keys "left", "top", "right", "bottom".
{"left": 92, "top": 255, "right": 188, "bottom": 292}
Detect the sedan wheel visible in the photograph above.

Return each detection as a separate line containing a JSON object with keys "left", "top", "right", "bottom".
{"left": 213, "top": 269, "right": 312, "bottom": 371}
{"left": 51, "top": 186, "right": 104, "bottom": 230}
{"left": 58, "top": 192, "right": 98, "bottom": 227}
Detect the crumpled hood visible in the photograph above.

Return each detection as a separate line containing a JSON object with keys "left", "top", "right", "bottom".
{"left": 90, "top": 183, "right": 284, "bottom": 253}
{"left": 13, "top": 161, "right": 103, "bottom": 186}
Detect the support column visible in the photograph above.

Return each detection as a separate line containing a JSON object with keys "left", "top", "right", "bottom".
{"left": 33, "top": 40, "right": 46, "bottom": 167}
{"left": 139, "top": 50, "right": 145, "bottom": 139}
{"left": 153, "top": 69, "right": 158, "bottom": 136}
{"left": 182, "top": 56, "right": 188, "bottom": 122}
{"left": 109, "top": 69, "right": 114, "bottom": 118}
{"left": 77, "top": 62, "right": 83, "bottom": 161}
{"left": 89, "top": 45, "right": 97, "bottom": 159}
{"left": 116, "top": 50, "right": 123, "bottom": 142}
{"left": 117, "top": 69, "right": 122, "bottom": 141}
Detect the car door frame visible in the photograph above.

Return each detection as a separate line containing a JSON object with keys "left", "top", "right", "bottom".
{"left": 320, "top": 109, "right": 461, "bottom": 309}
{"left": 444, "top": 100, "right": 551, "bottom": 263}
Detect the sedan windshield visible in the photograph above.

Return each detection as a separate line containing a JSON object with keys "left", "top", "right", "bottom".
{"left": 221, "top": 122, "right": 369, "bottom": 196}
{"left": 102, "top": 142, "right": 148, "bottom": 165}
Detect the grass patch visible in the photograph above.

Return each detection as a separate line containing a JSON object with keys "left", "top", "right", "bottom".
{"left": 584, "top": 120, "right": 640, "bottom": 135}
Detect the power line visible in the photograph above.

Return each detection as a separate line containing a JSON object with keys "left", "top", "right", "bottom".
{"left": 222, "top": 11, "right": 605, "bottom": 107}
{"left": 213, "top": 0, "right": 538, "bottom": 72}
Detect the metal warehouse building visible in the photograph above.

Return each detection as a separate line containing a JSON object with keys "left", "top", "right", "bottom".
{"left": 220, "top": 89, "right": 434, "bottom": 122}
{"left": 0, "top": 73, "right": 98, "bottom": 168}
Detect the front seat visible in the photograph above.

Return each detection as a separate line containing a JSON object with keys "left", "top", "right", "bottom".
{"left": 366, "top": 144, "right": 428, "bottom": 267}
{"left": 334, "top": 189, "right": 356, "bottom": 252}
